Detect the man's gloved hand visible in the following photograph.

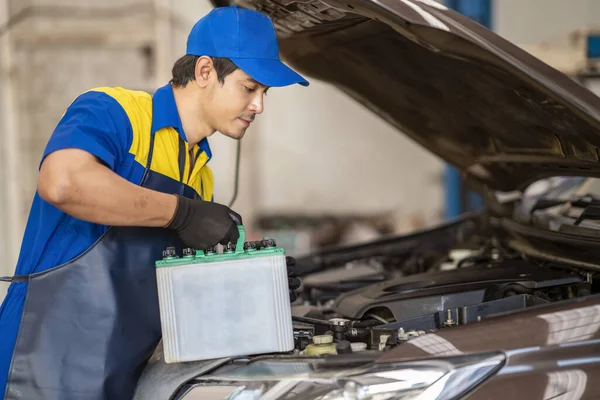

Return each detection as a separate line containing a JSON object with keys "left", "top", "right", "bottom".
{"left": 167, "top": 194, "right": 242, "bottom": 250}
{"left": 286, "top": 256, "right": 302, "bottom": 302}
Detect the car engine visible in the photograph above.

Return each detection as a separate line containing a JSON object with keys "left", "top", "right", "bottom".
{"left": 290, "top": 246, "right": 591, "bottom": 354}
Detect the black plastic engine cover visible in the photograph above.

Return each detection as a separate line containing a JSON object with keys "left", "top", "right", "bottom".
{"left": 333, "top": 260, "right": 582, "bottom": 320}
{"left": 302, "top": 262, "right": 386, "bottom": 290}
{"left": 302, "top": 261, "right": 388, "bottom": 303}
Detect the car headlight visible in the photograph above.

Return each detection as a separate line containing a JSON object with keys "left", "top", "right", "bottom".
{"left": 179, "top": 352, "right": 504, "bottom": 400}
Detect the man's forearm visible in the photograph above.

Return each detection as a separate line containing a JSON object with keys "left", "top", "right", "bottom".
{"left": 38, "top": 149, "right": 177, "bottom": 227}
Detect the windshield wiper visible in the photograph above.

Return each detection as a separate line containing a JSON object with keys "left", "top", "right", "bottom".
{"left": 530, "top": 195, "right": 600, "bottom": 226}
{"left": 530, "top": 195, "right": 600, "bottom": 213}
{"left": 573, "top": 205, "right": 600, "bottom": 225}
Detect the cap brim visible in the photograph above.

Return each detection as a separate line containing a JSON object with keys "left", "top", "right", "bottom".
{"left": 231, "top": 58, "right": 309, "bottom": 87}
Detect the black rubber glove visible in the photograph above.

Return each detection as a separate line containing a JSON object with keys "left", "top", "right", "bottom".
{"left": 167, "top": 194, "right": 242, "bottom": 250}
{"left": 286, "top": 256, "right": 302, "bottom": 302}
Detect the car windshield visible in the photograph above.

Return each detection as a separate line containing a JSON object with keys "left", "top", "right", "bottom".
{"left": 522, "top": 177, "right": 589, "bottom": 201}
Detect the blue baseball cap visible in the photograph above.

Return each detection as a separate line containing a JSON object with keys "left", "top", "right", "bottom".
{"left": 186, "top": 6, "right": 309, "bottom": 87}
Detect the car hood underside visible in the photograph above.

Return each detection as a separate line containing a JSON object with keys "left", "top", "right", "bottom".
{"left": 218, "top": 0, "right": 600, "bottom": 192}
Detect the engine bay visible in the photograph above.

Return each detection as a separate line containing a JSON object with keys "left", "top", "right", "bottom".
{"left": 135, "top": 216, "right": 600, "bottom": 400}
{"left": 289, "top": 240, "right": 593, "bottom": 355}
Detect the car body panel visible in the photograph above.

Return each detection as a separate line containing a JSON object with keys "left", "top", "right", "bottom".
{"left": 132, "top": 343, "right": 230, "bottom": 400}
{"left": 378, "top": 295, "right": 600, "bottom": 360}
{"left": 378, "top": 295, "right": 600, "bottom": 399}
{"left": 470, "top": 343, "right": 600, "bottom": 399}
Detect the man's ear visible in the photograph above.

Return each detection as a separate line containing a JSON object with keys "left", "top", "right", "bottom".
{"left": 195, "top": 56, "right": 214, "bottom": 88}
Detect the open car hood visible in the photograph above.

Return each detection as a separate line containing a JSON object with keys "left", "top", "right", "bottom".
{"left": 216, "top": 0, "right": 600, "bottom": 192}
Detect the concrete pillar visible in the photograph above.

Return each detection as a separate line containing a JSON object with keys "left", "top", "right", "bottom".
{"left": 0, "top": 0, "right": 24, "bottom": 300}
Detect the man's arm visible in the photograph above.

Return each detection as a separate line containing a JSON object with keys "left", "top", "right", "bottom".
{"left": 38, "top": 148, "right": 176, "bottom": 227}
{"left": 37, "top": 90, "right": 241, "bottom": 249}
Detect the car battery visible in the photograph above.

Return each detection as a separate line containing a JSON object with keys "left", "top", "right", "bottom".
{"left": 155, "top": 226, "right": 294, "bottom": 363}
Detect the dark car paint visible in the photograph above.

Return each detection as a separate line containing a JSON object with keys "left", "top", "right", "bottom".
{"left": 471, "top": 344, "right": 600, "bottom": 400}
{"left": 378, "top": 294, "right": 600, "bottom": 399}
{"left": 294, "top": 213, "right": 480, "bottom": 276}
{"left": 132, "top": 343, "right": 230, "bottom": 400}
{"left": 216, "top": 0, "right": 600, "bottom": 192}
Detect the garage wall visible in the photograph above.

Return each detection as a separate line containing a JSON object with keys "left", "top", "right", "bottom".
{"left": 494, "top": 0, "right": 600, "bottom": 44}
{"left": 0, "top": 77, "right": 6, "bottom": 288}
{"left": 255, "top": 81, "right": 445, "bottom": 216}
{"left": 0, "top": 0, "right": 155, "bottom": 300}
{"left": 16, "top": 46, "right": 154, "bottom": 218}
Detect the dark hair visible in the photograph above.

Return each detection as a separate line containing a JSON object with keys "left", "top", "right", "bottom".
{"left": 170, "top": 55, "right": 239, "bottom": 87}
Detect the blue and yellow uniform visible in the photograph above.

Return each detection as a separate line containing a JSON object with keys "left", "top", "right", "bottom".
{"left": 0, "top": 83, "right": 214, "bottom": 395}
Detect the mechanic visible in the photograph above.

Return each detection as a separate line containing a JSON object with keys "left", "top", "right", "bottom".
{"left": 0, "top": 6, "right": 307, "bottom": 400}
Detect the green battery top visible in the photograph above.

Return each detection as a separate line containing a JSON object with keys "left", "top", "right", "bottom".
{"left": 156, "top": 225, "right": 285, "bottom": 268}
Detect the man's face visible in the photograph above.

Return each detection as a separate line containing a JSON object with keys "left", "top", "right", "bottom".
{"left": 204, "top": 68, "right": 269, "bottom": 139}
